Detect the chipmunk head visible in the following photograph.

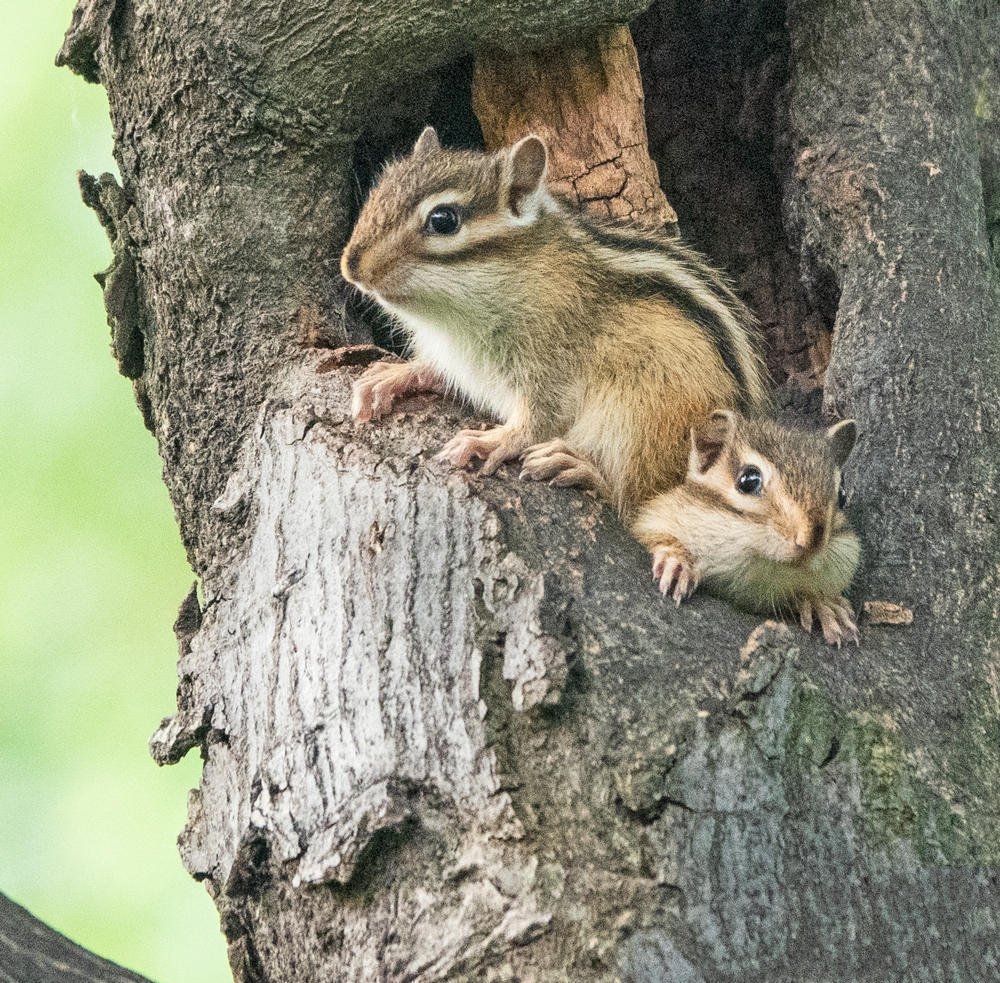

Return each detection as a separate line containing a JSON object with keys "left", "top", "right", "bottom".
{"left": 340, "top": 127, "right": 553, "bottom": 312}
{"left": 687, "top": 410, "right": 857, "bottom": 564}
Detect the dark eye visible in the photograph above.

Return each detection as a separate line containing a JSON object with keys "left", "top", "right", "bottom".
{"left": 424, "top": 205, "right": 461, "bottom": 235}
{"left": 736, "top": 465, "right": 764, "bottom": 496}
{"left": 837, "top": 482, "right": 848, "bottom": 509}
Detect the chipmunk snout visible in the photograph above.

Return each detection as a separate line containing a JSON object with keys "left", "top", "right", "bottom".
{"left": 794, "top": 520, "right": 827, "bottom": 554}
{"left": 341, "top": 244, "right": 361, "bottom": 282}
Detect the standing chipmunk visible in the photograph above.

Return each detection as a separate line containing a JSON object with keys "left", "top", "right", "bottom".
{"left": 632, "top": 409, "right": 861, "bottom": 645}
{"left": 341, "top": 127, "right": 769, "bottom": 514}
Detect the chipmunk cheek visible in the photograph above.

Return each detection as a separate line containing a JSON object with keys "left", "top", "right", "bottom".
{"left": 340, "top": 244, "right": 361, "bottom": 282}
{"left": 359, "top": 255, "right": 392, "bottom": 290}
{"left": 359, "top": 228, "right": 424, "bottom": 292}
{"left": 760, "top": 526, "right": 796, "bottom": 562}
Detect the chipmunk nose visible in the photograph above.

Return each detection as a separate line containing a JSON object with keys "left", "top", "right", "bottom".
{"left": 794, "top": 521, "right": 826, "bottom": 553}
{"left": 341, "top": 245, "right": 361, "bottom": 282}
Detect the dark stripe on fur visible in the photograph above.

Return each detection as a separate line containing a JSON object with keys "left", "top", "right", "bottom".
{"left": 582, "top": 221, "right": 748, "bottom": 313}
{"left": 578, "top": 223, "right": 751, "bottom": 397}
{"left": 686, "top": 483, "right": 768, "bottom": 523}
{"left": 418, "top": 225, "right": 521, "bottom": 265}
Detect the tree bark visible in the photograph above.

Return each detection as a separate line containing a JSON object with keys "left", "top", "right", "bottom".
{"left": 0, "top": 893, "right": 154, "bottom": 983}
{"left": 472, "top": 26, "right": 677, "bottom": 226}
{"left": 57, "top": 0, "right": 1000, "bottom": 981}
{"left": 783, "top": 0, "right": 1000, "bottom": 632}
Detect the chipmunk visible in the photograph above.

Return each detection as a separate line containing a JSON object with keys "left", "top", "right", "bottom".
{"left": 341, "top": 127, "right": 769, "bottom": 514}
{"left": 631, "top": 409, "right": 861, "bottom": 645}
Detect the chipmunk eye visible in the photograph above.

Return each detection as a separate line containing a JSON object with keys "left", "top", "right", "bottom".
{"left": 425, "top": 205, "right": 461, "bottom": 235}
{"left": 736, "top": 466, "right": 764, "bottom": 496}
{"left": 837, "top": 481, "right": 848, "bottom": 509}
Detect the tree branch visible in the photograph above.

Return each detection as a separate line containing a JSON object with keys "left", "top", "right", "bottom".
{"left": 0, "top": 893, "right": 153, "bottom": 983}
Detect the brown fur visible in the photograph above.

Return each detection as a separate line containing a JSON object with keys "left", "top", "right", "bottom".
{"left": 342, "top": 130, "right": 770, "bottom": 514}
{"left": 631, "top": 410, "right": 861, "bottom": 645}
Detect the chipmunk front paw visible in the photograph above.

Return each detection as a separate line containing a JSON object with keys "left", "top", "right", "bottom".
{"left": 651, "top": 545, "right": 700, "bottom": 606}
{"left": 798, "top": 596, "right": 860, "bottom": 647}
{"left": 351, "top": 361, "right": 442, "bottom": 423}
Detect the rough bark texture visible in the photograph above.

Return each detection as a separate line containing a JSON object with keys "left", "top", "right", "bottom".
{"left": 57, "top": 0, "right": 1000, "bottom": 980}
{"left": 0, "top": 893, "right": 153, "bottom": 983}
{"left": 783, "top": 0, "right": 1000, "bottom": 630}
{"left": 472, "top": 26, "right": 677, "bottom": 226}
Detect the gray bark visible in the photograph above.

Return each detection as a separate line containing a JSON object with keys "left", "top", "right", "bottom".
{"left": 0, "top": 893, "right": 153, "bottom": 983}
{"left": 57, "top": 0, "right": 1000, "bottom": 981}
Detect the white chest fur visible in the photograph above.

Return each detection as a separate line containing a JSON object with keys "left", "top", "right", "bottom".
{"left": 391, "top": 309, "right": 519, "bottom": 422}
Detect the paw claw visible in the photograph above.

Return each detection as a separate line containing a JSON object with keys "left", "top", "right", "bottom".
{"left": 351, "top": 393, "right": 371, "bottom": 423}
{"left": 437, "top": 429, "right": 481, "bottom": 468}
{"left": 352, "top": 361, "right": 442, "bottom": 423}
{"left": 650, "top": 546, "right": 698, "bottom": 604}
{"left": 437, "top": 426, "right": 528, "bottom": 473}
{"left": 519, "top": 439, "right": 605, "bottom": 494}
{"left": 798, "top": 596, "right": 859, "bottom": 647}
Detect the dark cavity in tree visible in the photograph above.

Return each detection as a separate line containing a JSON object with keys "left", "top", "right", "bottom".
{"left": 634, "top": 0, "right": 833, "bottom": 412}
{"left": 345, "top": 57, "right": 485, "bottom": 354}
{"left": 342, "top": 1, "right": 835, "bottom": 411}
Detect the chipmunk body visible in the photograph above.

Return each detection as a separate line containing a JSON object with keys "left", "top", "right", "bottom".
{"left": 342, "top": 128, "right": 769, "bottom": 513}
{"left": 632, "top": 410, "right": 861, "bottom": 645}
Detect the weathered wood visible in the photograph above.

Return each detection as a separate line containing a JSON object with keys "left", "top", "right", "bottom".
{"left": 472, "top": 25, "right": 676, "bottom": 226}
{"left": 150, "top": 358, "right": 1000, "bottom": 982}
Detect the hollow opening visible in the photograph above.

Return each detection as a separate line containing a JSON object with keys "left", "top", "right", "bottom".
{"left": 342, "top": 3, "right": 836, "bottom": 412}
{"left": 633, "top": 0, "right": 833, "bottom": 413}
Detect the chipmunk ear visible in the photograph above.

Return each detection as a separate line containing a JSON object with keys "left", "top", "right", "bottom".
{"left": 826, "top": 419, "right": 858, "bottom": 467}
{"left": 690, "top": 409, "right": 737, "bottom": 474}
{"left": 413, "top": 126, "right": 441, "bottom": 156}
{"left": 507, "top": 135, "right": 548, "bottom": 218}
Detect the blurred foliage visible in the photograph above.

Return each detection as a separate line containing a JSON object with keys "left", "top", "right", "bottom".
{"left": 0, "top": 5, "right": 230, "bottom": 982}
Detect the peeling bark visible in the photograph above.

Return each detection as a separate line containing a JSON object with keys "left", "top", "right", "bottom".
{"left": 57, "top": 0, "right": 1000, "bottom": 980}
{"left": 473, "top": 26, "right": 676, "bottom": 226}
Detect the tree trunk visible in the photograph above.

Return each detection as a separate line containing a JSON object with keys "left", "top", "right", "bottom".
{"left": 57, "top": 0, "right": 1000, "bottom": 981}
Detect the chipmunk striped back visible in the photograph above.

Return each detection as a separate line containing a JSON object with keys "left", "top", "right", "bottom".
{"left": 342, "top": 128, "right": 771, "bottom": 512}
{"left": 565, "top": 216, "right": 769, "bottom": 413}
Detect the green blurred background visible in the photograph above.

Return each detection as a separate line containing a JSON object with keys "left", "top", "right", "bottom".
{"left": 1, "top": 5, "right": 230, "bottom": 982}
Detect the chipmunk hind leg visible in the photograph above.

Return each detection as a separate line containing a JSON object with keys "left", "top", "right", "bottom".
{"left": 519, "top": 438, "right": 612, "bottom": 499}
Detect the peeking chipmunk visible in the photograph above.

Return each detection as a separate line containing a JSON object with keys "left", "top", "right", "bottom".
{"left": 341, "top": 127, "right": 769, "bottom": 514}
{"left": 632, "top": 409, "right": 861, "bottom": 645}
